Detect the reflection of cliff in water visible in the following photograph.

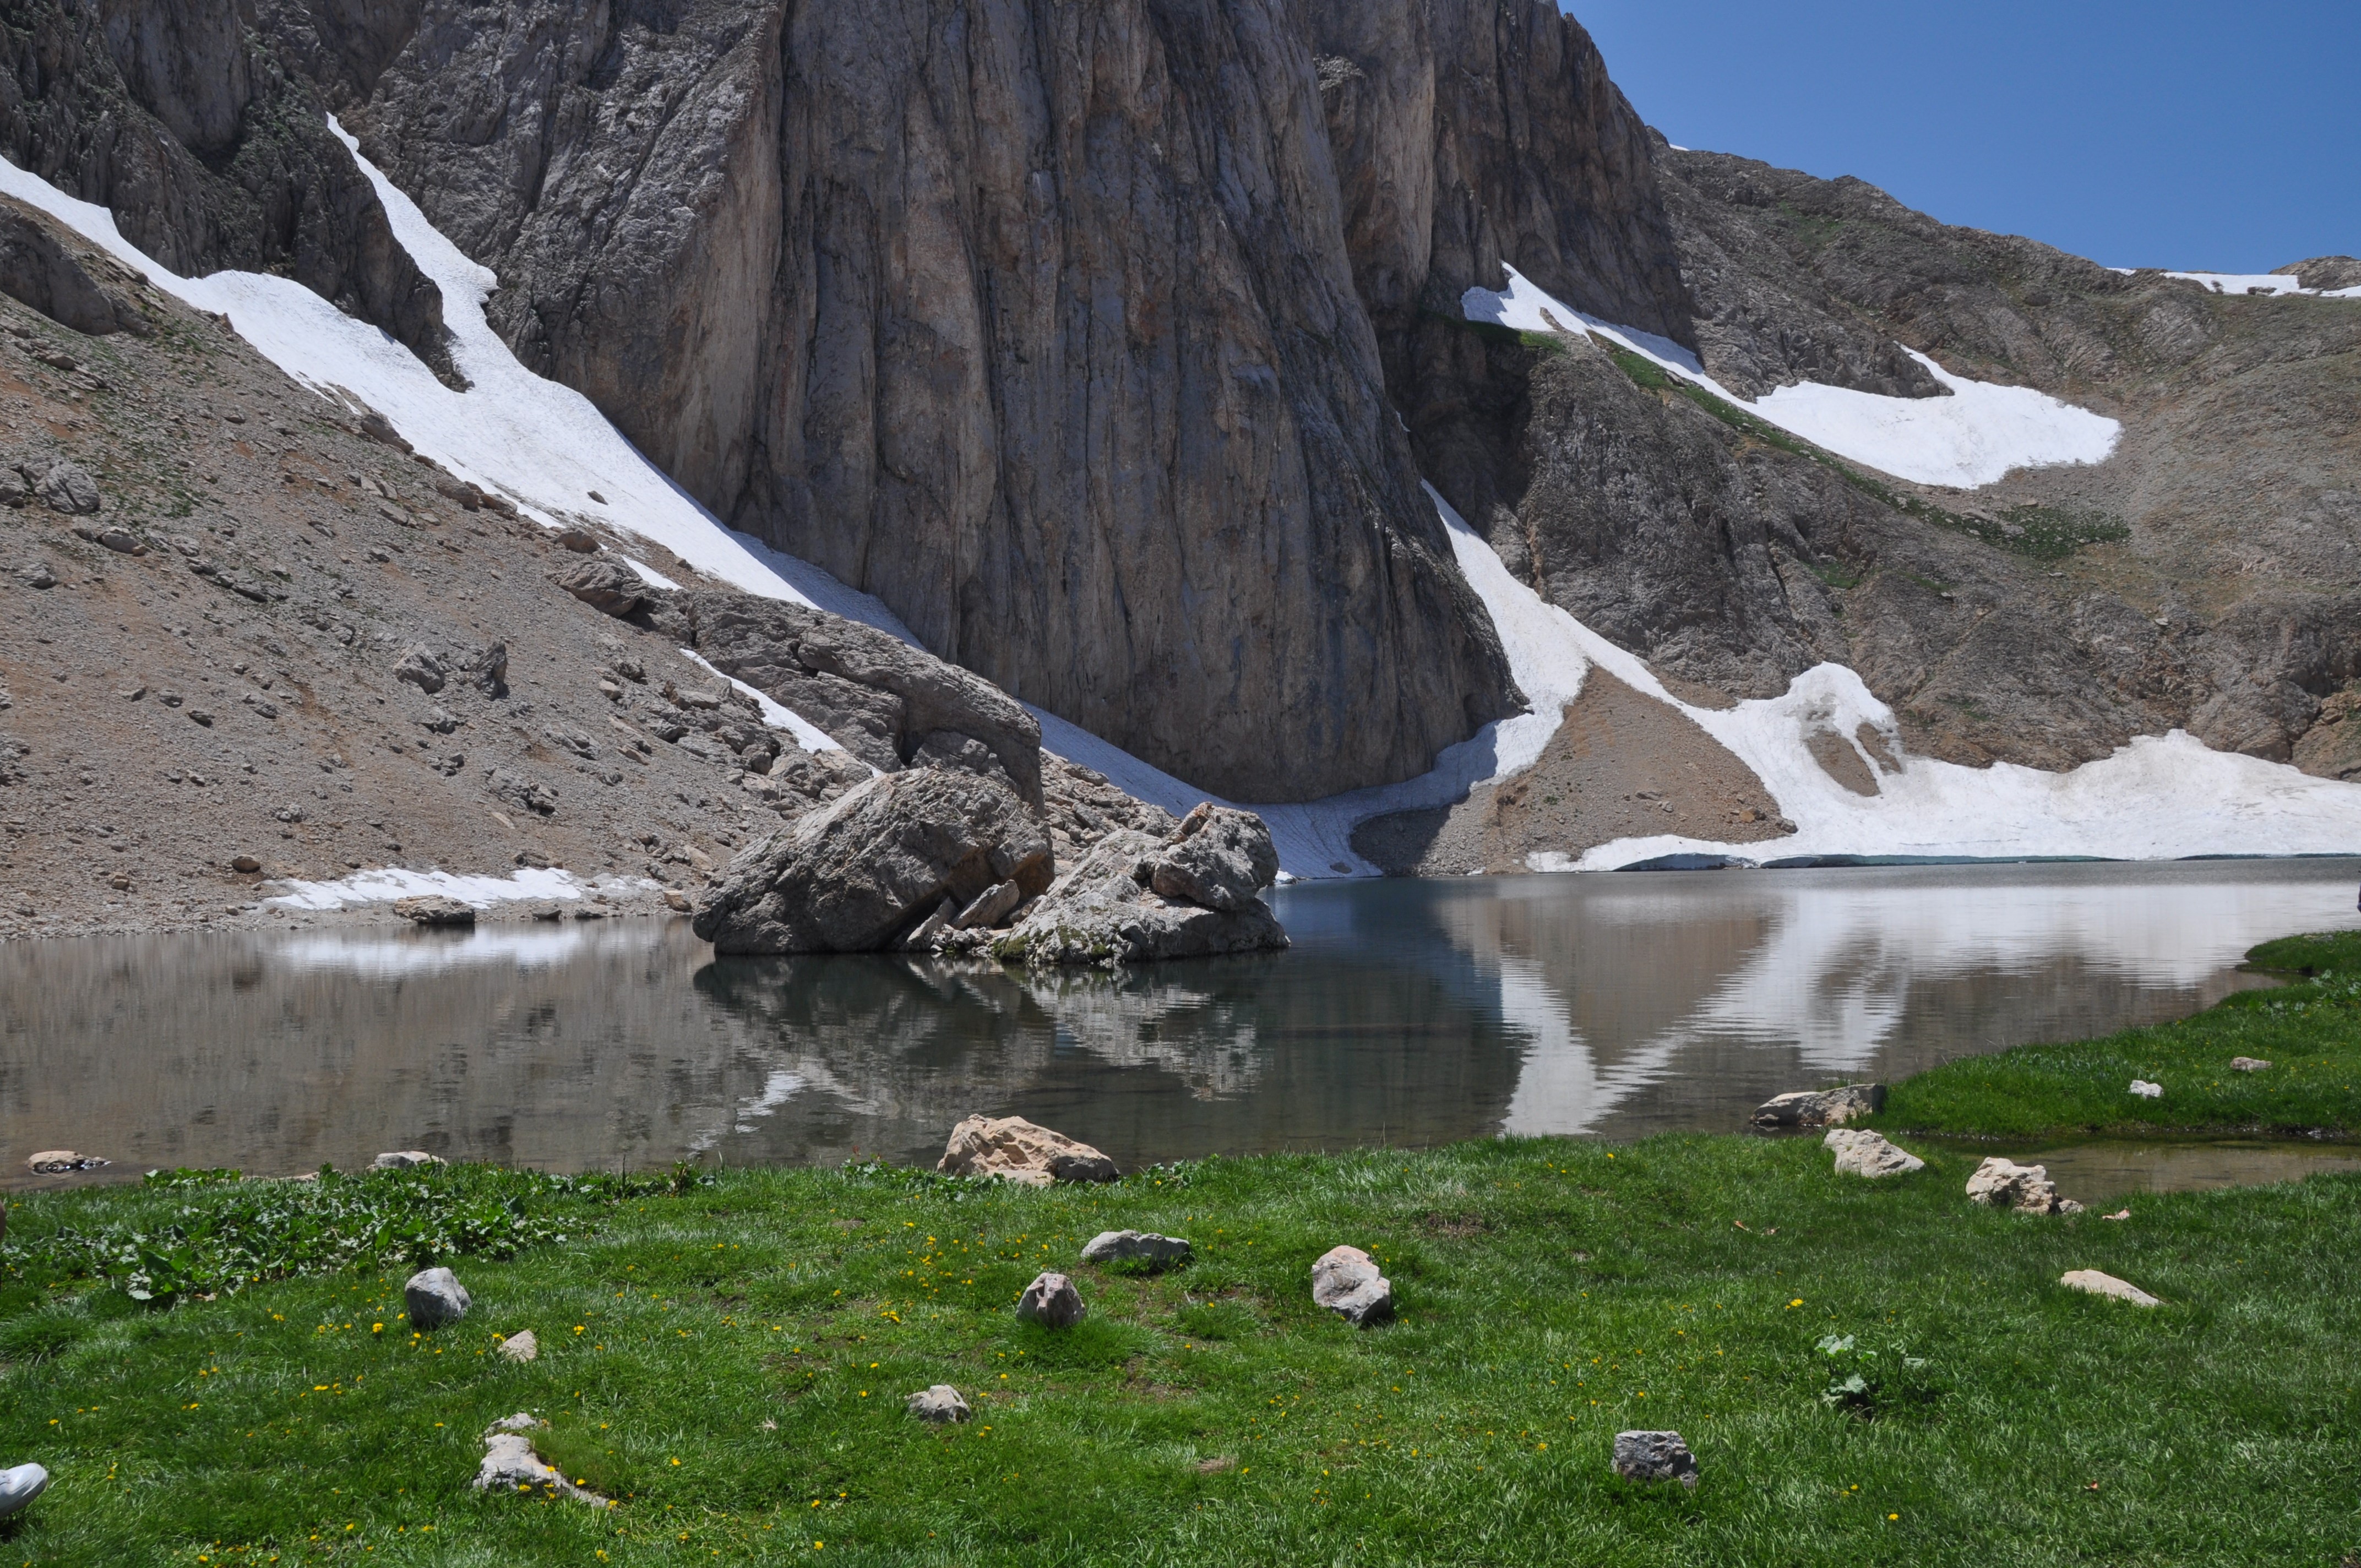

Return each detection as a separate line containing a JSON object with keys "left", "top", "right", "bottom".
{"left": 690, "top": 945, "right": 1528, "bottom": 1169}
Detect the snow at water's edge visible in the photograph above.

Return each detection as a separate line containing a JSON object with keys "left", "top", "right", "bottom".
{"left": 1462, "top": 265, "right": 2120, "bottom": 488}
{"left": 265, "top": 866, "right": 659, "bottom": 912}
{"left": 5, "top": 130, "right": 2352, "bottom": 888}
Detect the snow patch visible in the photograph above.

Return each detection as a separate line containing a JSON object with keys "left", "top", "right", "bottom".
{"left": 264, "top": 866, "right": 619, "bottom": 912}
{"left": 1463, "top": 264, "right": 2120, "bottom": 488}
{"left": 622, "top": 556, "right": 683, "bottom": 591}
{"left": 676, "top": 650, "right": 846, "bottom": 756}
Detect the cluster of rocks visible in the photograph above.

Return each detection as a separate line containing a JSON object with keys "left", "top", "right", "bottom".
{"left": 24, "top": 1148, "right": 107, "bottom": 1174}
{"left": 692, "top": 766, "right": 1288, "bottom": 967}
{"left": 1, "top": 454, "right": 100, "bottom": 515}
{"left": 476, "top": 1413, "right": 611, "bottom": 1505}
{"left": 1752, "top": 1084, "right": 1884, "bottom": 1128}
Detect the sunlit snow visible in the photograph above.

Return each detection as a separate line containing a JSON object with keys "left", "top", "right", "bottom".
{"left": 1462, "top": 264, "right": 2120, "bottom": 488}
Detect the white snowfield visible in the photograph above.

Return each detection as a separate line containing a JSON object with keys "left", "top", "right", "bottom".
{"left": 1461, "top": 264, "right": 2121, "bottom": 488}
{"left": 2114, "top": 268, "right": 2361, "bottom": 301}
{"left": 3, "top": 129, "right": 2352, "bottom": 895}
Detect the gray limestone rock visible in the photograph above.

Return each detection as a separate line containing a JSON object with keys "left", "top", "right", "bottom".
{"left": 555, "top": 557, "right": 651, "bottom": 620}
{"left": 1965, "top": 1157, "right": 2069, "bottom": 1215}
{"left": 405, "top": 1266, "right": 471, "bottom": 1330}
{"left": 0, "top": 197, "right": 152, "bottom": 336}
{"left": 393, "top": 645, "right": 447, "bottom": 695}
{"left": 677, "top": 592, "right": 1044, "bottom": 808}
{"left": 1753, "top": 1084, "right": 1886, "bottom": 1128}
{"left": 37, "top": 461, "right": 100, "bottom": 515}
{"left": 1080, "top": 1231, "right": 1194, "bottom": 1270}
{"left": 1015, "top": 1271, "right": 1086, "bottom": 1330}
{"left": 373, "top": 1150, "right": 446, "bottom": 1168}
{"left": 1611, "top": 1430, "right": 1698, "bottom": 1487}
{"left": 1823, "top": 1129, "right": 1924, "bottom": 1179}
{"left": 393, "top": 895, "right": 474, "bottom": 927}
{"left": 995, "top": 830, "right": 1288, "bottom": 968}
{"left": 905, "top": 1385, "right": 971, "bottom": 1423}
{"left": 460, "top": 642, "right": 509, "bottom": 698}
{"left": 1147, "top": 805, "right": 1281, "bottom": 913}
{"left": 1312, "top": 1244, "right": 1394, "bottom": 1326}
{"left": 693, "top": 770, "right": 1052, "bottom": 956}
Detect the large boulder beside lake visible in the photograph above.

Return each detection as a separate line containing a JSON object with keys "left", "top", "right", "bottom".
{"left": 938, "top": 1114, "right": 1118, "bottom": 1185}
{"left": 990, "top": 807, "right": 1287, "bottom": 968}
{"left": 693, "top": 769, "right": 1053, "bottom": 954}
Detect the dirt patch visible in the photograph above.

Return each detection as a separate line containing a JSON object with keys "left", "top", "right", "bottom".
{"left": 1351, "top": 669, "right": 1794, "bottom": 875}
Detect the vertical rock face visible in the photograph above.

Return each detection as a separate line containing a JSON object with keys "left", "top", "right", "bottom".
{"left": 0, "top": 0, "right": 450, "bottom": 372}
{"left": 1311, "top": 0, "right": 1693, "bottom": 355}
{"left": 341, "top": 0, "right": 1519, "bottom": 803}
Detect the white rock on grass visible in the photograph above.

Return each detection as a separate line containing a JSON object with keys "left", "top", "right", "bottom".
{"left": 905, "top": 1385, "right": 971, "bottom": 1423}
{"left": 1611, "top": 1430, "right": 1699, "bottom": 1487}
{"left": 1015, "top": 1271, "right": 1086, "bottom": 1328}
{"left": 1823, "top": 1129, "right": 1925, "bottom": 1178}
{"left": 374, "top": 1151, "right": 444, "bottom": 1169}
{"left": 1965, "top": 1157, "right": 2081, "bottom": 1215}
{"left": 405, "top": 1266, "right": 471, "bottom": 1330}
{"left": 2060, "top": 1270, "right": 2161, "bottom": 1307}
{"left": 2229, "top": 1057, "right": 2271, "bottom": 1072}
{"left": 1312, "top": 1245, "right": 1394, "bottom": 1327}
{"left": 474, "top": 1414, "right": 612, "bottom": 1505}
{"left": 2129, "top": 1080, "right": 2163, "bottom": 1099}
{"left": 0, "top": 1463, "right": 49, "bottom": 1520}
{"left": 1080, "top": 1230, "right": 1193, "bottom": 1268}
{"left": 497, "top": 1330, "right": 539, "bottom": 1363}
{"left": 937, "top": 1115, "right": 1118, "bottom": 1186}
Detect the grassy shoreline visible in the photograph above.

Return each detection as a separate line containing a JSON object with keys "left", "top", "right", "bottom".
{"left": 2, "top": 935, "right": 2359, "bottom": 1565}
{"left": 1875, "top": 931, "right": 2361, "bottom": 1142}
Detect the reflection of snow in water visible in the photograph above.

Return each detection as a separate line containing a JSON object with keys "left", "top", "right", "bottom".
{"left": 1493, "top": 869, "right": 2361, "bottom": 1135}
{"left": 274, "top": 925, "right": 594, "bottom": 977}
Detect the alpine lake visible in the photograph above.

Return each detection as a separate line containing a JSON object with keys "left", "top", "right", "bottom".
{"left": 7, "top": 857, "right": 2361, "bottom": 1196}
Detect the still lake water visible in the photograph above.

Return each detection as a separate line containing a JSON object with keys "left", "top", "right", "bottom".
{"left": 5, "top": 859, "right": 2359, "bottom": 1189}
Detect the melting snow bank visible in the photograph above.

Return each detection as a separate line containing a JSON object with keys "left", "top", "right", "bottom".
{"left": 2115, "top": 268, "right": 2361, "bottom": 301}
{"left": 1462, "top": 264, "right": 2120, "bottom": 488}
{"left": 264, "top": 867, "right": 652, "bottom": 913}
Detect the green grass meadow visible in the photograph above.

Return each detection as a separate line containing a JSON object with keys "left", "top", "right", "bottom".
{"left": 2, "top": 933, "right": 2359, "bottom": 1565}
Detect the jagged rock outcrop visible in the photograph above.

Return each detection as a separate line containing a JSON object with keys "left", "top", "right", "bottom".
{"left": 0, "top": 0, "right": 450, "bottom": 373}
{"left": 331, "top": 0, "right": 1517, "bottom": 803}
{"left": 672, "top": 591, "right": 1045, "bottom": 809}
{"left": 994, "top": 812, "right": 1287, "bottom": 968}
{"left": 692, "top": 769, "right": 1053, "bottom": 956}
{"left": 0, "top": 197, "right": 156, "bottom": 337}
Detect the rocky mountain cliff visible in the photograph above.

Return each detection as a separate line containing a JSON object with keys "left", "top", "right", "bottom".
{"left": 1, "top": 0, "right": 2355, "bottom": 884}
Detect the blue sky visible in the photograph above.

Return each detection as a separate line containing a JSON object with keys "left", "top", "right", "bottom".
{"left": 1571, "top": 2, "right": 2359, "bottom": 273}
